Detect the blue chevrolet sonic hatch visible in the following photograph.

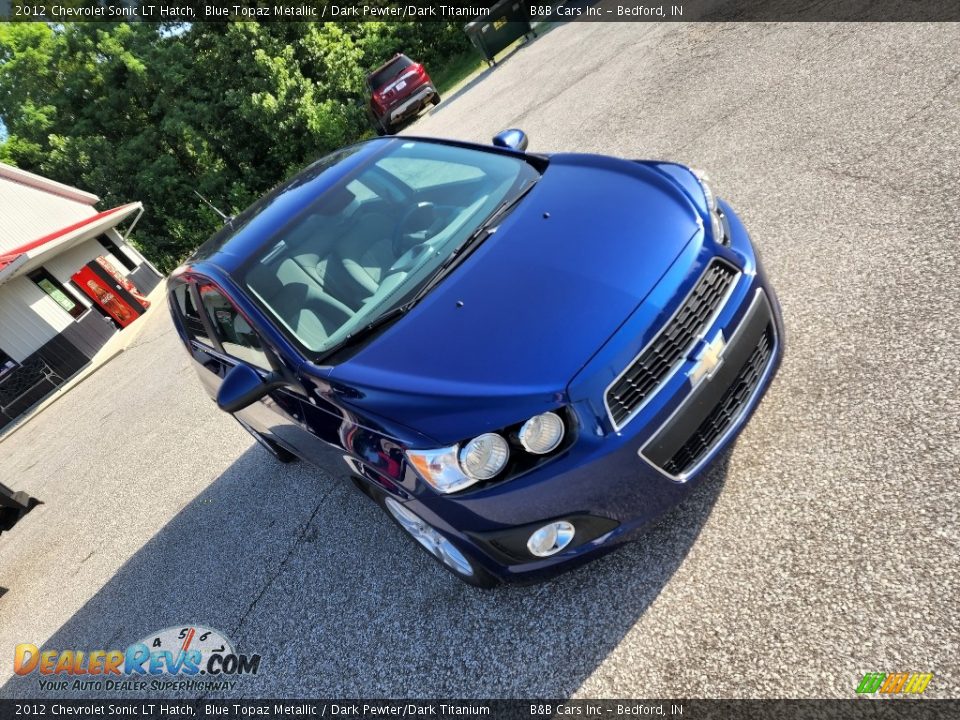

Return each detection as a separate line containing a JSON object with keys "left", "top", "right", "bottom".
{"left": 168, "top": 131, "right": 784, "bottom": 586}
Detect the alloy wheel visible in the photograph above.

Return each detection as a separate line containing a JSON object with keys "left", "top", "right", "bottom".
{"left": 384, "top": 497, "right": 474, "bottom": 577}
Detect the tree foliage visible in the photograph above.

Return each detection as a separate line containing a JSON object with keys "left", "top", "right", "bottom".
{"left": 0, "top": 22, "right": 472, "bottom": 271}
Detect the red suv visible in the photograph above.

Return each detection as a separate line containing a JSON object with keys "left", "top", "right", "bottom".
{"left": 367, "top": 54, "right": 440, "bottom": 135}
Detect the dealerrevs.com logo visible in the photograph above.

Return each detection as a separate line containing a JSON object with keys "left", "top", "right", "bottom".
{"left": 15, "top": 625, "right": 261, "bottom": 692}
{"left": 856, "top": 672, "right": 933, "bottom": 696}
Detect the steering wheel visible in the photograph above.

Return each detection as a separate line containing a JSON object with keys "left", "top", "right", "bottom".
{"left": 392, "top": 202, "right": 444, "bottom": 258}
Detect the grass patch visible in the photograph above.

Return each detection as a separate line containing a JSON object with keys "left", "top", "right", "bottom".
{"left": 430, "top": 24, "right": 556, "bottom": 96}
{"left": 430, "top": 49, "right": 487, "bottom": 96}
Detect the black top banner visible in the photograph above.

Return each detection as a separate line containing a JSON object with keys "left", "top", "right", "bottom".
{"left": 0, "top": 700, "right": 959, "bottom": 720}
{"left": 1, "top": 0, "right": 958, "bottom": 23}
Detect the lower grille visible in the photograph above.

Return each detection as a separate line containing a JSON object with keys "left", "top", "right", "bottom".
{"left": 661, "top": 325, "right": 774, "bottom": 476}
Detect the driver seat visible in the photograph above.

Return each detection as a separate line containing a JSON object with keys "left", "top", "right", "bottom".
{"left": 337, "top": 211, "right": 399, "bottom": 302}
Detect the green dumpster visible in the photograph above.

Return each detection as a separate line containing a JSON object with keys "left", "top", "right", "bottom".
{"left": 464, "top": 0, "right": 537, "bottom": 67}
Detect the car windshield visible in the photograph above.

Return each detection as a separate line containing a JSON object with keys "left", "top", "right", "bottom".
{"left": 369, "top": 56, "right": 412, "bottom": 89}
{"left": 243, "top": 140, "right": 539, "bottom": 355}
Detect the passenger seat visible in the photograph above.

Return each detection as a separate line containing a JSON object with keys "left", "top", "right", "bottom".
{"left": 337, "top": 212, "right": 397, "bottom": 301}
{"left": 246, "top": 258, "right": 353, "bottom": 351}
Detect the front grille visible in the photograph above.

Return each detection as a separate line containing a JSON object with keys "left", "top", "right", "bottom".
{"left": 606, "top": 260, "right": 739, "bottom": 428}
{"left": 661, "top": 326, "right": 773, "bottom": 476}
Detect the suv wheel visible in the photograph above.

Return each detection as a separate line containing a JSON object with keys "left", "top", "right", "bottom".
{"left": 376, "top": 116, "right": 393, "bottom": 136}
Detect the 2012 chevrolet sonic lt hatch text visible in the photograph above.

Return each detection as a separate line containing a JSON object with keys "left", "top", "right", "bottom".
{"left": 168, "top": 131, "right": 784, "bottom": 587}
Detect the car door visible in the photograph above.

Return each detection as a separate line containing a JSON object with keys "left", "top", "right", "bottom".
{"left": 191, "top": 281, "right": 306, "bottom": 454}
{"left": 195, "top": 280, "right": 352, "bottom": 470}
{"left": 170, "top": 279, "right": 232, "bottom": 400}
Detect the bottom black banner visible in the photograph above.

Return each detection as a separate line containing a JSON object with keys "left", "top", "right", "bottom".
{"left": 0, "top": 700, "right": 957, "bottom": 720}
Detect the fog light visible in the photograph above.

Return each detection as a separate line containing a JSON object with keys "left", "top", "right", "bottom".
{"left": 527, "top": 521, "right": 575, "bottom": 557}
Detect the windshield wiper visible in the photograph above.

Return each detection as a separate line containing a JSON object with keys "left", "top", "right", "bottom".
{"left": 318, "top": 303, "right": 413, "bottom": 362}
{"left": 411, "top": 177, "right": 541, "bottom": 302}
{"left": 477, "top": 176, "right": 541, "bottom": 238}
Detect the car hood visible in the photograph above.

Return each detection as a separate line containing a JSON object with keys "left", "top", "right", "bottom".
{"left": 330, "top": 153, "right": 701, "bottom": 444}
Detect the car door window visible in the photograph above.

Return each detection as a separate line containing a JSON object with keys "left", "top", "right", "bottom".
{"left": 198, "top": 284, "right": 271, "bottom": 371}
{"left": 172, "top": 282, "right": 214, "bottom": 347}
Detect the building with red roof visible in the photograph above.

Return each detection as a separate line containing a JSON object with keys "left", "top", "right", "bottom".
{"left": 0, "top": 162, "right": 162, "bottom": 430}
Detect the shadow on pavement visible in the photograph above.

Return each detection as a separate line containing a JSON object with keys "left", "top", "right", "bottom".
{"left": 2, "top": 440, "right": 732, "bottom": 697}
{"left": 0, "top": 494, "right": 41, "bottom": 536}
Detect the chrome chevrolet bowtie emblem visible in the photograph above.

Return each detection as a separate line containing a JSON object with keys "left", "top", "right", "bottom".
{"left": 688, "top": 331, "right": 725, "bottom": 386}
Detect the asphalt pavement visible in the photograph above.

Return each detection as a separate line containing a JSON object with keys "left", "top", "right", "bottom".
{"left": 0, "top": 22, "right": 957, "bottom": 699}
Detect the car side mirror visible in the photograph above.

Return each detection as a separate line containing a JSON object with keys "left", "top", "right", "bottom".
{"left": 492, "top": 128, "right": 528, "bottom": 152}
{"left": 217, "top": 362, "right": 286, "bottom": 413}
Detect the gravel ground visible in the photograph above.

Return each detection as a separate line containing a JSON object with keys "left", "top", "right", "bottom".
{"left": 1, "top": 22, "right": 958, "bottom": 699}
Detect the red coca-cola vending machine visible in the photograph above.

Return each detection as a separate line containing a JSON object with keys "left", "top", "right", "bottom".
{"left": 72, "top": 257, "right": 150, "bottom": 329}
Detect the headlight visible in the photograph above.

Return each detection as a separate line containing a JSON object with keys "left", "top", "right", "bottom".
{"left": 406, "top": 445, "right": 478, "bottom": 494}
{"left": 518, "top": 411, "right": 565, "bottom": 454}
{"left": 406, "top": 432, "right": 510, "bottom": 494}
{"left": 698, "top": 172, "right": 717, "bottom": 212}
{"left": 709, "top": 208, "right": 724, "bottom": 244}
{"left": 459, "top": 433, "right": 510, "bottom": 480}
{"left": 406, "top": 411, "right": 568, "bottom": 495}
{"left": 691, "top": 169, "right": 726, "bottom": 244}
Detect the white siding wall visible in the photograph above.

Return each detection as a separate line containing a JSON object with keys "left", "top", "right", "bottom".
{"left": 0, "top": 179, "right": 97, "bottom": 254}
{"left": 0, "top": 276, "right": 73, "bottom": 361}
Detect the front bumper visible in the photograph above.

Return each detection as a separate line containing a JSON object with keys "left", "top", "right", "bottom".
{"left": 379, "top": 202, "right": 784, "bottom": 583}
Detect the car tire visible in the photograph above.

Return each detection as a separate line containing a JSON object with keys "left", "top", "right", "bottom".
{"left": 235, "top": 418, "right": 297, "bottom": 463}
{"left": 376, "top": 115, "right": 394, "bottom": 136}
{"left": 371, "top": 114, "right": 390, "bottom": 136}
{"left": 369, "top": 486, "right": 499, "bottom": 588}
{"left": 431, "top": 94, "right": 441, "bottom": 106}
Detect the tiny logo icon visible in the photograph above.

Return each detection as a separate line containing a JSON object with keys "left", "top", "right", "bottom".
{"left": 688, "top": 331, "right": 725, "bottom": 386}
{"left": 856, "top": 672, "right": 933, "bottom": 695}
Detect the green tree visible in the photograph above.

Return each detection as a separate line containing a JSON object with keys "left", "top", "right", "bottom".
{"left": 0, "top": 21, "right": 472, "bottom": 272}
